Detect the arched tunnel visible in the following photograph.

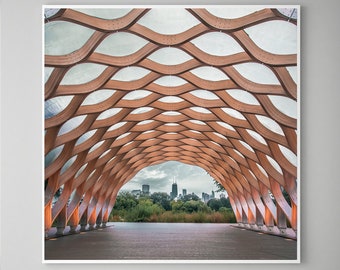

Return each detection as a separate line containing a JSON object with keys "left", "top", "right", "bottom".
{"left": 44, "top": 6, "right": 299, "bottom": 239}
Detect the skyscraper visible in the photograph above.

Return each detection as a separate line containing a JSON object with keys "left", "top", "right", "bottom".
{"left": 171, "top": 180, "right": 178, "bottom": 199}
{"left": 142, "top": 184, "right": 150, "bottom": 195}
{"left": 182, "top": 189, "right": 187, "bottom": 196}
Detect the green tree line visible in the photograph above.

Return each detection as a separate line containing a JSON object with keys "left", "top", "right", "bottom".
{"left": 109, "top": 192, "right": 236, "bottom": 223}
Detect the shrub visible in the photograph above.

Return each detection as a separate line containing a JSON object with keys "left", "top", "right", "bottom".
{"left": 113, "top": 192, "right": 138, "bottom": 210}
{"left": 171, "top": 200, "right": 184, "bottom": 213}
{"left": 182, "top": 200, "right": 206, "bottom": 213}
{"left": 125, "top": 201, "right": 164, "bottom": 222}
{"left": 207, "top": 199, "right": 222, "bottom": 211}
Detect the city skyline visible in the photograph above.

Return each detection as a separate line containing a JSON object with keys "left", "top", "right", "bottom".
{"left": 120, "top": 161, "right": 227, "bottom": 197}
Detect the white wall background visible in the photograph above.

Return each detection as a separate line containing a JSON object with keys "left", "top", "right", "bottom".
{"left": 1, "top": 0, "right": 340, "bottom": 269}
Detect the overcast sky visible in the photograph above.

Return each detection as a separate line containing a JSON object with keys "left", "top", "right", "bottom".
{"left": 120, "top": 161, "right": 227, "bottom": 198}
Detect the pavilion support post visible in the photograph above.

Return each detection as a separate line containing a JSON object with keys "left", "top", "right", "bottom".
{"left": 235, "top": 207, "right": 242, "bottom": 225}
{"left": 88, "top": 209, "right": 97, "bottom": 230}
{"left": 291, "top": 202, "right": 298, "bottom": 232}
{"left": 241, "top": 209, "right": 248, "bottom": 226}
{"left": 277, "top": 204, "right": 287, "bottom": 234}
{"left": 44, "top": 201, "right": 52, "bottom": 238}
{"left": 96, "top": 209, "right": 103, "bottom": 228}
{"left": 255, "top": 207, "right": 264, "bottom": 229}
{"left": 259, "top": 182, "right": 277, "bottom": 230}
{"left": 248, "top": 207, "right": 256, "bottom": 228}
{"left": 283, "top": 171, "right": 298, "bottom": 232}
{"left": 55, "top": 205, "right": 67, "bottom": 236}
{"left": 264, "top": 206, "right": 274, "bottom": 231}
{"left": 69, "top": 207, "right": 79, "bottom": 234}
{"left": 102, "top": 209, "right": 109, "bottom": 228}
{"left": 80, "top": 211, "right": 87, "bottom": 232}
{"left": 229, "top": 196, "right": 242, "bottom": 225}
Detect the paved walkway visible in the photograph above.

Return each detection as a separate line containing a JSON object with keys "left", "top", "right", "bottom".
{"left": 45, "top": 223, "right": 297, "bottom": 261}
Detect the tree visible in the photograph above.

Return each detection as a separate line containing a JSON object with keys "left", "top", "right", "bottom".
{"left": 220, "top": 197, "right": 232, "bottom": 208}
{"left": 125, "top": 198, "right": 164, "bottom": 222}
{"left": 182, "top": 200, "right": 204, "bottom": 213}
{"left": 171, "top": 200, "right": 184, "bottom": 212}
{"left": 213, "top": 179, "right": 226, "bottom": 192}
{"left": 113, "top": 191, "right": 138, "bottom": 210}
{"left": 207, "top": 197, "right": 232, "bottom": 211}
{"left": 207, "top": 198, "right": 222, "bottom": 211}
{"left": 150, "top": 192, "right": 171, "bottom": 211}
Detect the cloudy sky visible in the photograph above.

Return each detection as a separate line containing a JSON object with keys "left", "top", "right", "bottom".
{"left": 120, "top": 161, "right": 227, "bottom": 198}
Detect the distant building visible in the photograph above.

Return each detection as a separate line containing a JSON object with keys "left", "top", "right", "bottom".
{"left": 142, "top": 184, "right": 150, "bottom": 195}
{"left": 202, "top": 190, "right": 216, "bottom": 203}
{"left": 202, "top": 192, "right": 210, "bottom": 203}
{"left": 131, "top": 189, "right": 141, "bottom": 196}
{"left": 171, "top": 181, "right": 178, "bottom": 199}
{"left": 182, "top": 189, "right": 187, "bottom": 196}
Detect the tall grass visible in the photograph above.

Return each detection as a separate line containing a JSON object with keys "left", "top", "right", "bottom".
{"left": 108, "top": 196, "right": 237, "bottom": 223}
{"left": 109, "top": 209, "right": 236, "bottom": 223}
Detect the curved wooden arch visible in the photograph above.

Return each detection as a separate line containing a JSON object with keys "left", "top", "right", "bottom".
{"left": 45, "top": 7, "right": 298, "bottom": 237}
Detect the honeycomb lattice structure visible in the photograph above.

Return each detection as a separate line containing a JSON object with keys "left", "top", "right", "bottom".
{"left": 44, "top": 7, "right": 298, "bottom": 236}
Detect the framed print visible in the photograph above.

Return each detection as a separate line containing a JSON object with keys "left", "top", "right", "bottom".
{"left": 43, "top": 5, "right": 300, "bottom": 263}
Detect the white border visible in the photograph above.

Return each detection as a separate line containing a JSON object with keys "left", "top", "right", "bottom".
{"left": 296, "top": 6, "right": 301, "bottom": 264}
{"left": 42, "top": 4, "right": 301, "bottom": 264}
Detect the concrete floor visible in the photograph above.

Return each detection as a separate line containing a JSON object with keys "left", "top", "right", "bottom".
{"left": 44, "top": 222, "right": 297, "bottom": 261}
